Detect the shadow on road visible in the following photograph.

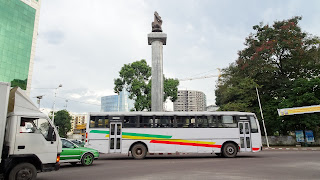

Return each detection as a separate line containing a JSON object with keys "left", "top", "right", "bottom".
{"left": 95, "top": 154, "right": 262, "bottom": 161}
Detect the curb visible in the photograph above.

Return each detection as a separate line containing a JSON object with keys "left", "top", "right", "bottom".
{"left": 263, "top": 147, "right": 320, "bottom": 151}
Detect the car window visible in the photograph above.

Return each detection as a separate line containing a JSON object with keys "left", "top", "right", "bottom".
{"left": 62, "top": 139, "right": 75, "bottom": 148}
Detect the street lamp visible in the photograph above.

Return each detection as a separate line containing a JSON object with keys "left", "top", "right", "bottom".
{"left": 52, "top": 84, "right": 62, "bottom": 124}
{"left": 35, "top": 95, "right": 44, "bottom": 109}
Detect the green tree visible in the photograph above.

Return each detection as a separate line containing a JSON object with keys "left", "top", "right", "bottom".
{"left": 114, "top": 59, "right": 179, "bottom": 111}
{"left": 216, "top": 16, "right": 320, "bottom": 135}
{"left": 54, "top": 110, "right": 72, "bottom": 138}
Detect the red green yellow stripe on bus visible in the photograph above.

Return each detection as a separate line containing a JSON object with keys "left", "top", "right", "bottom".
{"left": 89, "top": 130, "right": 221, "bottom": 148}
{"left": 150, "top": 140, "right": 222, "bottom": 148}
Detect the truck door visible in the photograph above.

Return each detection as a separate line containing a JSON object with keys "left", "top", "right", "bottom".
{"left": 14, "top": 117, "right": 59, "bottom": 163}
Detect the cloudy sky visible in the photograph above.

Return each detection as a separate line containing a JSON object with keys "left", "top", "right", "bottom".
{"left": 30, "top": 0, "right": 320, "bottom": 114}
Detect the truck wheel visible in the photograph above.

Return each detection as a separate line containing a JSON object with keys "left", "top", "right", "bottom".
{"left": 81, "top": 153, "right": 94, "bottom": 166}
{"left": 9, "top": 163, "right": 37, "bottom": 180}
{"left": 131, "top": 143, "right": 147, "bottom": 159}
{"left": 222, "top": 143, "right": 237, "bottom": 158}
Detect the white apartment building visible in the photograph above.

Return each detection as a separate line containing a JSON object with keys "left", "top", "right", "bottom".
{"left": 69, "top": 113, "right": 86, "bottom": 134}
{"left": 173, "top": 90, "right": 207, "bottom": 111}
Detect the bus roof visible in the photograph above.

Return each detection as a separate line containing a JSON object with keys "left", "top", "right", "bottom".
{"left": 89, "top": 111, "right": 256, "bottom": 117}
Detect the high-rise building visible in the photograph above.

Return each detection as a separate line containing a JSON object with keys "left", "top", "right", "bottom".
{"left": 101, "top": 91, "right": 134, "bottom": 112}
{"left": 173, "top": 90, "right": 207, "bottom": 111}
{"left": 0, "top": 0, "right": 41, "bottom": 95}
{"left": 101, "top": 95, "right": 119, "bottom": 112}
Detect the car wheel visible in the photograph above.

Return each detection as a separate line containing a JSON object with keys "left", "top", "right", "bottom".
{"left": 9, "top": 163, "right": 37, "bottom": 180}
{"left": 81, "top": 153, "right": 94, "bottom": 166}
{"left": 131, "top": 143, "right": 147, "bottom": 159}
{"left": 222, "top": 143, "right": 237, "bottom": 158}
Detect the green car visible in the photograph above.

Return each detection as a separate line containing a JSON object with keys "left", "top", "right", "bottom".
{"left": 60, "top": 138, "right": 99, "bottom": 166}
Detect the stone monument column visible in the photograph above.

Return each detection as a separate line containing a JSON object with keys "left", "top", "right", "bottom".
{"left": 148, "top": 11, "right": 167, "bottom": 112}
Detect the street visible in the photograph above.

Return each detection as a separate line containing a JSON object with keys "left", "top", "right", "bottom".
{"left": 37, "top": 151, "right": 320, "bottom": 180}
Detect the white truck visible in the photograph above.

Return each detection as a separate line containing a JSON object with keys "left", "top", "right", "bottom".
{"left": 0, "top": 82, "right": 62, "bottom": 180}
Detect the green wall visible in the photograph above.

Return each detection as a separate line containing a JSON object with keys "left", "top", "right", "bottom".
{"left": 0, "top": 0, "right": 36, "bottom": 90}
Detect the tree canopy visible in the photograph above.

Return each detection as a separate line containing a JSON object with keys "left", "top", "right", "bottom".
{"left": 114, "top": 59, "right": 179, "bottom": 111}
{"left": 215, "top": 16, "right": 320, "bottom": 135}
{"left": 53, "top": 110, "right": 72, "bottom": 138}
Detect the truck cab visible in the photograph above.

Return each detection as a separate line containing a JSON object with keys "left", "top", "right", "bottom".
{"left": 1, "top": 82, "right": 62, "bottom": 180}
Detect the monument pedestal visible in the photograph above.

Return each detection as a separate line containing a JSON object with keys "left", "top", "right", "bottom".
{"left": 148, "top": 32, "right": 167, "bottom": 112}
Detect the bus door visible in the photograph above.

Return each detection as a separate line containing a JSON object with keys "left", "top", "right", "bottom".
{"left": 238, "top": 120, "right": 251, "bottom": 152}
{"left": 109, "top": 120, "right": 122, "bottom": 153}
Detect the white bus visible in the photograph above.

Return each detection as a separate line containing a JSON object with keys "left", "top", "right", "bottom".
{"left": 85, "top": 111, "right": 262, "bottom": 159}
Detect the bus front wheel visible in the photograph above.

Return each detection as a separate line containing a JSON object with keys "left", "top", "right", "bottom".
{"left": 131, "top": 143, "right": 147, "bottom": 159}
{"left": 222, "top": 143, "right": 237, "bottom": 158}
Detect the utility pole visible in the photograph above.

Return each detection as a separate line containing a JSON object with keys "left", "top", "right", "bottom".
{"left": 52, "top": 84, "right": 62, "bottom": 124}
{"left": 65, "top": 100, "right": 68, "bottom": 110}
{"left": 256, "top": 86, "right": 270, "bottom": 147}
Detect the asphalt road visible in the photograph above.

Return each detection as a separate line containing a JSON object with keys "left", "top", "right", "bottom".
{"left": 37, "top": 151, "right": 320, "bottom": 180}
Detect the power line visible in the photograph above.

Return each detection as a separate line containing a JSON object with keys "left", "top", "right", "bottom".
{"left": 179, "top": 69, "right": 221, "bottom": 81}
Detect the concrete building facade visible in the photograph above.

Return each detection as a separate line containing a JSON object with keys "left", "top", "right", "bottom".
{"left": 68, "top": 113, "right": 86, "bottom": 141}
{"left": 0, "top": 0, "right": 41, "bottom": 95}
{"left": 173, "top": 90, "right": 207, "bottom": 112}
{"left": 101, "top": 90, "right": 134, "bottom": 112}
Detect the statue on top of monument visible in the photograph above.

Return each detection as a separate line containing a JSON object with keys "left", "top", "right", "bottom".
{"left": 152, "top": 11, "right": 162, "bottom": 32}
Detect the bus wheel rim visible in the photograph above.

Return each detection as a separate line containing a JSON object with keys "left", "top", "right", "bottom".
{"left": 136, "top": 148, "right": 142, "bottom": 155}
{"left": 227, "top": 146, "right": 235, "bottom": 154}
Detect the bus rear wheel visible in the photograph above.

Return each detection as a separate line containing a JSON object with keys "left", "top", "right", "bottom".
{"left": 131, "top": 143, "right": 147, "bottom": 159}
{"left": 222, "top": 143, "right": 237, "bottom": 158}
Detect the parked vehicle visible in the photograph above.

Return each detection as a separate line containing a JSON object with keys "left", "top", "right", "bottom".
{"left": 60, "top": 138, "right": 99, "bottom": 166}
{"left": 0, "top": 82, "right": 61, "bottom": 180}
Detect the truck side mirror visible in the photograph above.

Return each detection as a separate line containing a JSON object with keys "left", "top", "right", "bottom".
{"left": 47, "top": 126, "right": 54, "bottom": 141}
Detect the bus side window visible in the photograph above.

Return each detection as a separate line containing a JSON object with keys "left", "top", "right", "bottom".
{"left": 176, "top": 116, "right": 189, "bottom": 128}
{"left": 123, "top": 116, "right": 137, "bottom": 128}
{"left": 154, "top": 116, "right": 173, "bottom": 128}
{"left": 89, "top": 116, "right": 109, "bottom": 128}
{"left": 250, "top": 116, "right": 259, "bottom": 133}
{"left": 218, "top": 116, "right": 237, "bottom": 128}
{"left": 89, "top": 116, "right": 95, "bottom": 128}
{"left": 140, "top": 116, "right": 152, "bottom": 128}
{"left": 196, "top": 116, "right": 208, "bottom": 128}
{"left": 167, "top": 116, "right": 174, "bottom": 128}
{"left": 208, "top": 116, "right": 217, "bottom": 128}
{"left": 154, "top": 117, "right": 160, "bottom": 128}
{"left": 189, "top": 117, "right": 196, "bottom": 128}
{"left": 94, "top": 116, "right": 99, "bottom": 127}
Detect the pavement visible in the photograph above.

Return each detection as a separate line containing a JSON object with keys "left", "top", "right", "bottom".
{"left": 263, "top": 146, "right": 320, "bottom": 151}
